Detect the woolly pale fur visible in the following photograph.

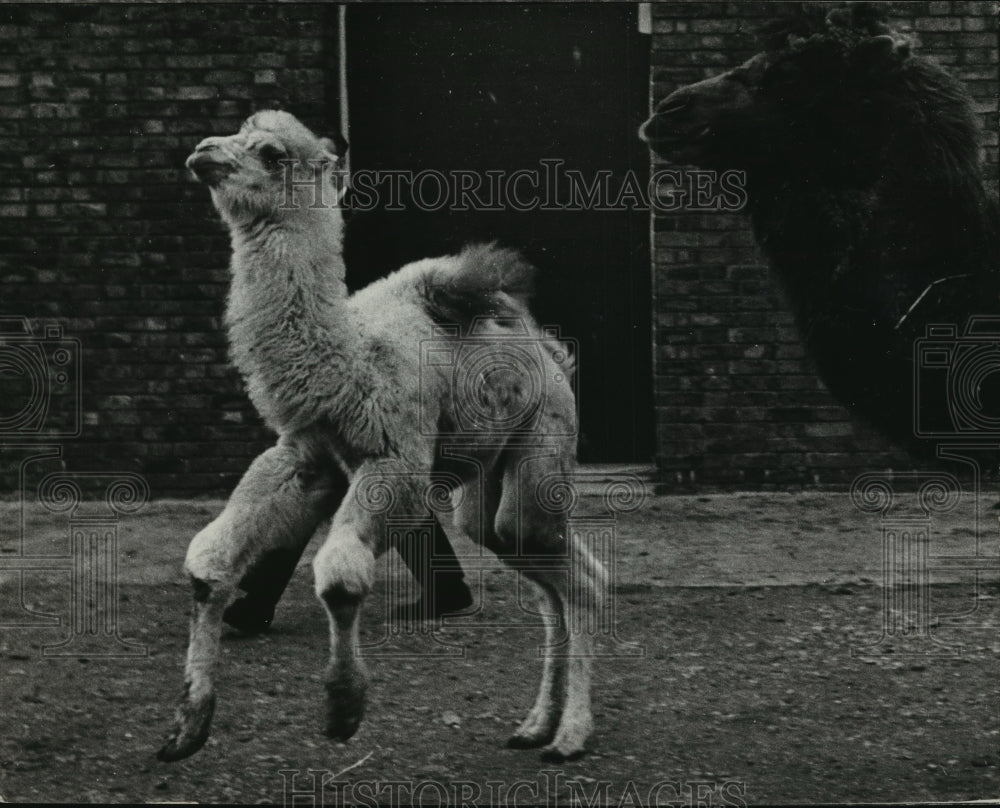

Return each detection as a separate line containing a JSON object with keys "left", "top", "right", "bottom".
{"left": 158, "top": 110, "right": 603, "bottom": 764}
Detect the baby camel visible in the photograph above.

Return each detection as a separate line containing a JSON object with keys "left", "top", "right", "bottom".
{"left": 157, "top": 110, "right": 604, "bottom": 763}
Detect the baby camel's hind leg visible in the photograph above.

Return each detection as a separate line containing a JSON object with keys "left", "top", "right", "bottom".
{"left": 494, "top": 450, "right": 605, "bottom": 762}
{"left": 516, "top": 562, "right": 601, "bottom": 763}
{"left": 158, "top": 442, "right": 339, "bottom": 762}
{"left": 505, "top": 571, "right": 569, "bottom": 750}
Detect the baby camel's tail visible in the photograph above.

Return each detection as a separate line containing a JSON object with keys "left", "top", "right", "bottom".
{"left": 420, "top": 242, "right": 537, "bottom": 325}
{"left": 419, "top": 241, "right": 575, "bottom": 377}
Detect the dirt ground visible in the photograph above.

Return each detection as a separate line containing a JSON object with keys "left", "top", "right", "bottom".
{"left": 1, "top": 491, "right": 998, "bottom": 804}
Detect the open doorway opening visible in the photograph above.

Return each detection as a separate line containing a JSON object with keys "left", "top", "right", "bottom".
{"left": 344, "top": 4, "right": 652, "bottom": 462}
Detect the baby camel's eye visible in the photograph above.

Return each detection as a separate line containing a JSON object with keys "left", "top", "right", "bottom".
{"left": 257, "top": 143, "right": 287, "bottom": 165}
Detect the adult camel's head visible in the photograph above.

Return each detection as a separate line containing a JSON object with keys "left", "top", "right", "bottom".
{"left": 639, "top": 3, "right": 931, "bottom": 181}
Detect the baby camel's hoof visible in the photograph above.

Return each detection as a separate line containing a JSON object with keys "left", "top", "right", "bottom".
{"left": 324, "top": 681, "right": 366, "bottom": 742}
{"left": 157, "top": 734, "right": 206, "bottom": 763}
{"left": 156, "top": 693, "right": 216, "bottom": 762}
{"left": 539, "top": 742, "right": 587, "bottom": 763}
{"left": 506, "top": 729, "right": 553, "bottom": 749}
{"left": 325, "top": 706, "right": 364, "bottom": 741}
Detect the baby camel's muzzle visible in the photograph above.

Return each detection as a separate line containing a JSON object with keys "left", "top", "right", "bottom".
{"left": 186, "top": 137, "right": 237, "bottom": 186}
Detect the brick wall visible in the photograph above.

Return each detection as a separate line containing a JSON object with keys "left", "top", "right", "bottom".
{"left": 650, "top": 1, "right": 1000, "bottom": 489}
{"left": 0, "top": 3, "right": 995, "bottom": 498}
{"left": 0, "top": 4, "right": 339, "bottom": 495}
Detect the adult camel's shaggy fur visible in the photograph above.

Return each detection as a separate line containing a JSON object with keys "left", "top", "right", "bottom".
{"left": 641, "top": 2, "right": 1000, "bottom": 456}
{"left": 157, "top": 110, "right": 603, "bottom": 763}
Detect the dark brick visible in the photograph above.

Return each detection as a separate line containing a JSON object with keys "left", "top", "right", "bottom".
{"left": 0, "top": 3, "right": 334, "bottom": 496}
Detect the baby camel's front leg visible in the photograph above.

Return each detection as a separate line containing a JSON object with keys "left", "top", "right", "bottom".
{"left": 313, "top": 518, "right": 376, "bottom": 742}
{"left": 158, "top": 441, "right": 339, "bottom": 762}
{"left": 313, "top": 465, "right": 426, "bottom": 743}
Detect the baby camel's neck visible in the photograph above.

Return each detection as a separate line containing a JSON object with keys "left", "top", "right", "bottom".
{"left": 231, "top": 206, "right": 347, "bottom": 294}
{"left": 224, "top": 209, "right": 353, "bottom": 398}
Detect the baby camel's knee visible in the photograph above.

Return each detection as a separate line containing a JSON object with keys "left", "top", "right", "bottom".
{"left": 183, "top": 515, "right": 242, "bottom": 597}
{"left": 313, "top": 529, "right": 375, "bottom": 616}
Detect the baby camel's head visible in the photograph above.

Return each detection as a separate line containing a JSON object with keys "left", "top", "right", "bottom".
{"left": 186, "top": 110, "right": 346, "bottom": 223}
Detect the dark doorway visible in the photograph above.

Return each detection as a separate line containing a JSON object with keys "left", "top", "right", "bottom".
{"left": 345, "top": 4, "right": 652, "bottom": 462}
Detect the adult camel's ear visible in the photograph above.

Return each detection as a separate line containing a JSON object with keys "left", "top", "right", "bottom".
{"left": 852, "top": 33, "right": 910, "bottom": 71}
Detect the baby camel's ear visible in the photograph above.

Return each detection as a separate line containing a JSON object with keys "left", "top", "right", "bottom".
{"left": 318, "top": 135, "right": 348, "bottom": 165}
{"left": 317, "top": 135, "right": 350, "bottom": 201}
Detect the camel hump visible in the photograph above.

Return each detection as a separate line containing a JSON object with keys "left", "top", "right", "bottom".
{"left": 419, "top": 242, "right": 538, "bottom": 328}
